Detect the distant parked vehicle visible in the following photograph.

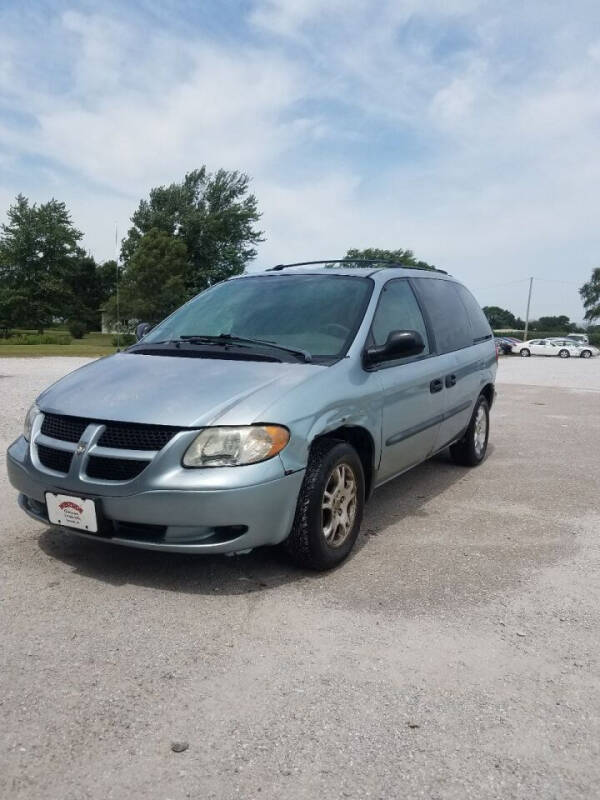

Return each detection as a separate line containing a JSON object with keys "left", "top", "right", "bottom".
{"left": 566, "top": 334, "right": 589, "bottom": 345}
{"left": 494, "top": 337, "right": 513, "bottom": 355}
{"left": 573, "top": 343, "right": 599, "bottom": 358}
{"left": 549, "top": 339, "right": 600, "bottom": 358}
{"left": 513, "top": 339, "right": 599, "bottom": 358}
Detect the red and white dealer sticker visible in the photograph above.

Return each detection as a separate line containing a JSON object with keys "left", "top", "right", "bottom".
{"left": 46, "top": 493, "right": 98, "bottom": 533}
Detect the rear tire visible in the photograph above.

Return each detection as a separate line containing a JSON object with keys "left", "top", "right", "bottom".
{"left": 450, "top": 396, "right": 490, "bottom": 467}
{"left": 285, "top": 440, "right": 365, "bottom": 570}
{"left": 581, "top": 349, "right": 592, "bottom": 359}
{"left": 520, "top": 348, "right": 531, "bottom": 357}
{"left": 559, "top": 349, "right": 570, "bottom": 358}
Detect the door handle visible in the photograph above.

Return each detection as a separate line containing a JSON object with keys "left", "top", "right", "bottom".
{"left": 445, "top": 374, "right": 457, "bottom": 388}
{"left": 430, "top": 378, "right": 443, "bottom": 393}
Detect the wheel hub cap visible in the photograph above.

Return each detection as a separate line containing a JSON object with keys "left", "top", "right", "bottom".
{"left": 321, "top": 463, "right": 357, "bottom": 548}
{"left": 474, "top": 406, "right": 487, "bottom": 456}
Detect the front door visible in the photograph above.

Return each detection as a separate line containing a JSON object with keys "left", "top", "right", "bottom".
{"left": 530, "top": 340, "right": 549, "bottom": 355}
{"left": 370, "top": 279, "right": 445, "bottom": 483}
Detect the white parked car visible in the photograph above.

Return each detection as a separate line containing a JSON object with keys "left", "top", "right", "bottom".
{"left": 550, "top": 339, "right": 599, "bottom": 358}
{"left": 512, "top": 339, "right": 599, "bottom": 358}
{"left": 565, "top": 334, "right": 589, "bottom": 345}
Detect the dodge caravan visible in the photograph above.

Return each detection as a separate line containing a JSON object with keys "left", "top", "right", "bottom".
{"left": 7, "top": 261, "right": 496, "bottom": 570}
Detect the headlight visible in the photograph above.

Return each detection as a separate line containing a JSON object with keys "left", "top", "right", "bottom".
{"left": 183, "top": 425, "right": 289, "bottom": 467}
{"left": 23, "top": 403, "right": 40, "bottom": 441}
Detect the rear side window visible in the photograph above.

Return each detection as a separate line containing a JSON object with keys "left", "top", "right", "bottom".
{"left": 454, "top": 284, "right": 492, "bottom": 342}
{"left": 371, "top": 279, "right": 430, "bottom": 355}
{"left": 413, "top": 278, "right": 472, "bottom": 353}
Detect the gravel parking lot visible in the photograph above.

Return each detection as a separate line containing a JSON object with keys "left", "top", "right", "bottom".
{"left": 1, "top": 355, "right": 599, "bottom": 799}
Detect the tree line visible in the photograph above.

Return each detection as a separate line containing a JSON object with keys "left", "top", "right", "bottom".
{"left": 0, "top": 167, "right": 264, "bottom": 336}
{"left": 481, "top": 306, "right": 593, "bottom": 333}
{"left": 1, "top": 164, "right": 600, "bottom": 336}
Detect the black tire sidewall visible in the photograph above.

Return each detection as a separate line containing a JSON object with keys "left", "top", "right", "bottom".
{"left": 559, "top": 349, "right": 569, "bottom": 358}
{"left": 521, "top": 348, "right": 530, "bottom": 357}
{"left": 450, "top": 395, "right": 490, "bottom": 466}
{"left": 581, "top": 350, "right": 591, "bottom": 358}
{"left": 290, "top": 441, "right": 365, "bottom": 570}
{"left": 469, "top": 396, "right": 490, "bottom": 464}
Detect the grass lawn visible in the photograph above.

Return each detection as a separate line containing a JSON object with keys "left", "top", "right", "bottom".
{"left": 0, "top": 331, "right": 120, "bottom": 358}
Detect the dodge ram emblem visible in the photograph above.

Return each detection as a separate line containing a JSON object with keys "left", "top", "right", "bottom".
{"left": 76, "top": 441, "right": 87, "bottom": 455}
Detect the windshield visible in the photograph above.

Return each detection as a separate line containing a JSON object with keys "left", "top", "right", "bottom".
{"left": 143, "top": 274, "right": 373, "bottom": 362}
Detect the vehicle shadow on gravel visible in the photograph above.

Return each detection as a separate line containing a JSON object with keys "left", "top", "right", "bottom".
{"left": 37, "top": 450, "right": 475, "bottom": 596}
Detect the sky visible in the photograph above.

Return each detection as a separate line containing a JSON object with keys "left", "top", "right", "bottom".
{"left": 1, "top": 1, "right": 600, "bottom": 322}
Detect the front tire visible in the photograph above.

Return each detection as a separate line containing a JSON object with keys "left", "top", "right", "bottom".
{"left": 580, "top": 349, "right": 592, "bottom": 359}
{"left": 450, "top": 396, "right": 490, "bottom": 467}
{"left": 559, "top": 349, "right": 570, "bottom": 358}
{"left": 520, "top": 348, "right": 531, "bottom": 357}
{"left": 285, "top": 440, "right": 365, "bottom": 570}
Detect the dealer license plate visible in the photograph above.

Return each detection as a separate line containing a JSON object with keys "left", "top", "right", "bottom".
{"left": 46, "top": 493, "right": 98, "bottom": 533}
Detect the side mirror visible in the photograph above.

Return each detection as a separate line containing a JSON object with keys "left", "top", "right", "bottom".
{"left": 135, "top": 322, "right": 152, "bottom": 341}
{"left": 364, "top": 329, "right": 425, "bottom": 366}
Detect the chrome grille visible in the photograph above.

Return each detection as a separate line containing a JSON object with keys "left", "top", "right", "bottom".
{"left": 40, "top": 413, "right": 181, "bottom": 451}
{"left": 36, "top": 413, "right": 185, "bottom": 482}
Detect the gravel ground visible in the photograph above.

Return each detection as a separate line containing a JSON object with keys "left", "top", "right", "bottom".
{"left": 1, "top": 355, "right": 599, "bottom": 799}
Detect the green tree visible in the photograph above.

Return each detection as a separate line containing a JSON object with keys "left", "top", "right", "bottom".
{"left": 482, "top": 306, "right": 519, "bottom": 329}
{"left": 483, "top": 306, "right": 531, "bottom": 330}
{"left": 121, "top": 168, "right": 263, "bottom": 295}
{"left": 580, "top": 268, "right": 600, "bottom": 322}
{"left": 340, "top": 247, "right": 437, "bottom": 270}
{"left": 96, "top": 259, "right": 121, "bottom": 302}
{"left": 536, "top": 315, "right": 575, "bottom": 332}
{"left": 64, "top": 252, "right": 112, "bottom": 331}
{"left": 0, "top": 195, "right": 84, "bottom": 332}
{"left": 105, "top": 229, "right": 188, "bottom": 324}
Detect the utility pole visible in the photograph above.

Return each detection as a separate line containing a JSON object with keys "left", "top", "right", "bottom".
{"left": 115, "top": 224, "right": 120, "bottom": 352}
{"left": 523, "top": 277, "right": 533, "bottom": 342}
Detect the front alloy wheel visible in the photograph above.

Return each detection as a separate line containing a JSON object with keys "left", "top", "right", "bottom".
{"left": 321, "top": 463, "right": 358, "bottom": 548}
{"left": 285, "top": 440, "right": 365, "bottom": 570}
{"left": 473, "top": 404, "right": 488, "bottom": 458}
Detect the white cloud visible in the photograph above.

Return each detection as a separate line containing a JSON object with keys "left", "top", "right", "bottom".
{"left": 250, "top": 0, "right": 366, "bottom": 37}
{"left": 1, "top": 1, "right": 600, "bottom": 318}
{"left": 29, "top": 17, "right": 308, "bottom": 192}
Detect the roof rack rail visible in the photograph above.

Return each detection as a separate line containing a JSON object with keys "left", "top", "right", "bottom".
{"left": 267, "top": 259, "right": 447, "bottom": 274}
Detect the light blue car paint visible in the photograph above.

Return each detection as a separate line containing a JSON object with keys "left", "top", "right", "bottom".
{"left": 6, "top": 265, "right": 496, "bottom": 555}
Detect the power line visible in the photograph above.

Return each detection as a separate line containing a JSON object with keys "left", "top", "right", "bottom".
{"left": 475, "top": 277, "right": 582, "bottom": 291}
{"left": 473, "top": 278, "right": 530, "bottom": 291}
{"left": 532, "top": 277, "right": 582, "bottom": 287}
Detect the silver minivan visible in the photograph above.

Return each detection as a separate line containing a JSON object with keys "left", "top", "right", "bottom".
{"left": 7, "top": 261, "right": 496, "bottom": 570}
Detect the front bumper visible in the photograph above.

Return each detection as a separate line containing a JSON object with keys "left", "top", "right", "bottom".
{"left": 7, "top": 436, "right": 304, "bottom": 554}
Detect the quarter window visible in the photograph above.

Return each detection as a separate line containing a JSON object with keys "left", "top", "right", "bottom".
{"left": 371, "top": 280, "right": 429, "bottom": 355}
{"left": 454, "top": 284, "right": 492, "bottom": 342}
{"left": 413, "top": 278, "right": 472, "bottom": 354}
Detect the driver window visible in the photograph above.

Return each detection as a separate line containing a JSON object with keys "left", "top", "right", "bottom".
{"left": 371, "top": 279, "right": 430, "bottom": 354}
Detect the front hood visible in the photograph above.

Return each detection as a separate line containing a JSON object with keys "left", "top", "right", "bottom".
{"left": 37, "top": 353, "right": 324, "bottom": 427}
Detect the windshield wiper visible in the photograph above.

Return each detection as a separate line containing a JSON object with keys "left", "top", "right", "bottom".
{"left": 178, "top": 334, "right": 312, "bottom": 363}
